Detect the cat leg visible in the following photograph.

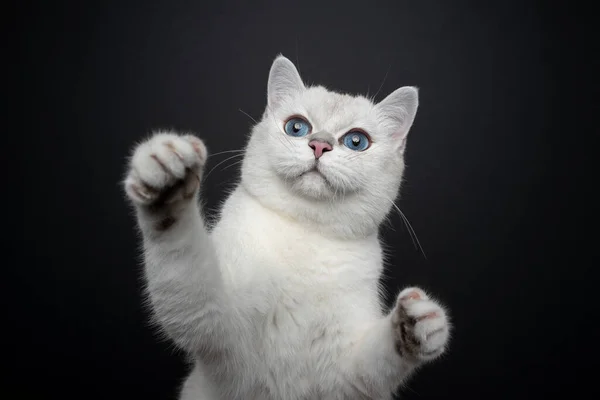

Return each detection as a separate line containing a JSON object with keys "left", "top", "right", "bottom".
{"left": 342, "top": 288, "right": 450, "bottom": 399}
{"left": 124, "top": 131, "right": 233, "bottom": 355}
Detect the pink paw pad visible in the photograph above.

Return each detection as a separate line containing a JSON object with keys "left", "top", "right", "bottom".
{"left": 400, "top": 291, "right": 422, "bottom": 302}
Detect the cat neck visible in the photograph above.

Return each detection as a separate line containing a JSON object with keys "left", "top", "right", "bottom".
{"left": 231, "top": 182, "right": 381, "bottom": 241}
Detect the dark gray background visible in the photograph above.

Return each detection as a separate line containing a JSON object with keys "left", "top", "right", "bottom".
{"left": 9, "top": 0, "right": 594, "bottom": 398}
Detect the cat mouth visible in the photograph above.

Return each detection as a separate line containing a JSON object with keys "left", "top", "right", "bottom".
{"left": 301, "top": 165, "right": 325, "bottom": 179}
{"left": 298, "top": 165, "right": 335, "bottom": 188}
{"left": 306, "top": 165, "right": 321, "bottom": 174}
{"left": 281, "top": 162, "right": 341, "bottom": 199}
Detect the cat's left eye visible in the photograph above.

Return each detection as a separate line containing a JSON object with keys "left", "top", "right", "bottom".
{"left": 284, "top": 116, "right": 312, "bottom": 137}
{"left": 342, "top": 131, "right": 371, "bottom": 151}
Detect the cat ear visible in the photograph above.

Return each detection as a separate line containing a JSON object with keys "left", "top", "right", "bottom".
{"left": 375, "top": 86, "right": 419, "bottom": 143}
{"left": 267, "top": 55, "right": 305, "bottom": 110}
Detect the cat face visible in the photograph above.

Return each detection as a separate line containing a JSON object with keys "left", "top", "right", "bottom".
{"left": 241, "top": 55, "right": 419, "bottom": 237}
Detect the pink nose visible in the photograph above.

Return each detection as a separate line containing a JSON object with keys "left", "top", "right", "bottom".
{"left": 308, "top": 140, "right": 332, "bottom": 159}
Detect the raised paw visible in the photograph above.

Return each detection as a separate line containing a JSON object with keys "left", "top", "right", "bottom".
{"left": 392, "top": 287, "right": 450, "bottom": 363}
{"left": 124, "top": 131, "right": 207, "bottom": 207}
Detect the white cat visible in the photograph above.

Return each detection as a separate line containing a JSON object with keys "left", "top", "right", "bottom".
{"left": 124, "top": 55, "right": 450, "bottom": 400}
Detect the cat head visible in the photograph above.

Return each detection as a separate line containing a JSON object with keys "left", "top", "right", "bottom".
{"left": 241, "top": 55, "right": 419, "bottom": 238}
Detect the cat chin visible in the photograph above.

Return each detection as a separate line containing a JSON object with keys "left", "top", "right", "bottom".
{"left": 288, "top": 170, "right": 339, "bottom": 200}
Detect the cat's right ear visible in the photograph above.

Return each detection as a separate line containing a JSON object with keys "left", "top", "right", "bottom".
{"left": 374, "top": 86, "right": 419, "bottom": 149}
{"left": 267, "top": 55, "right": 305, "bottom": 110}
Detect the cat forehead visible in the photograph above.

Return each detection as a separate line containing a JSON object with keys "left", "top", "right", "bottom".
{"left": 302, "top": 86, "right": 372, "bottom": 113}
{"left": 297, "top": 86, "right": 375, "bottom": 130}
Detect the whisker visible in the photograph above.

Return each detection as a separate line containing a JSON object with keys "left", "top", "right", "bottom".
{"left": 398, "top": 209, "right": 418, "bottom": 249}
{"left": 204, "top": 153, "right": 244, "bottom": 180}
{"left": 345, "top": 151, "right": 366, "bottom": 162}
{"left": 239, "top": 106, "right": 295, "bottom": 156}
{"left": 373, "top": 64, "right": 392, "bottom": 101}
{"left": 401, "top": 384, "right": 421, "bottom": 397}
{"left": 295, "top": 36, "right": 301, "bottom": 75}
{"left": 209, "top": 149, "right": 245, "bottom": 157}
{"left": 272, "top": 131, "right": 294, "bottom": 154}
{"left": 386, "top": 197, "right": 427, "bottom": 259}
{"left": 238, "top": 108, "right": 259, "bottom": 125}
{"left": 213, "top": 160, "right": 245, "bottom": 188}
{"left": 238, "top": 107, "right": 294, "bottom": 155}
{"left": 265, "top": 103, "right": 295, "bottom": 153}
{"left": 221, "top": 159, "right": 244, "bottom": 172}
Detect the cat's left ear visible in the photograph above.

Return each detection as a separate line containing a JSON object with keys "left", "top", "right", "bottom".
{"left": 267, "top": 55, "right": 305, "bottom": 110}
{"left": 375, "top": 86, "right": 419, "bottom": 147}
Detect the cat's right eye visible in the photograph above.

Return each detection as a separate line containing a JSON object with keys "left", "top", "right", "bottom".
{"left": 284, "top": 116, "right": 312, "bottom": 137}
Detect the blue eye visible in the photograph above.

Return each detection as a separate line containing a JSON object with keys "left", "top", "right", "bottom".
{"left": 342, "top": 131, "right": 370, "bottom": 151}
{"left": 284, "top": 117, "right": 311, "bottom": 137}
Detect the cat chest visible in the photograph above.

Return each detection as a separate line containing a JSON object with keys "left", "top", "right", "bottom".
{"left": 249, "top": 293, "right": 351, "bottom": 394}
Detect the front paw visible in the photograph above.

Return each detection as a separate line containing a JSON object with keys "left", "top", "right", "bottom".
{"left": 124, "top": 131, "right": 207, "bottom": 208}
{"left": 392, "top": 287, "right": 450, "bottom": 363}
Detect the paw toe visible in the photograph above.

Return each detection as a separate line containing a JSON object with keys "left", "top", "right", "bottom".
{"left": 153, "top": 143, "right": 186, "bottom": 179}
{"left": 127, "top": 138, "right": 169, "bottom": 186}
{"left": 413, "top": 310, "right": 448, "bottom": 340}
{"left": 182, "top": 135, "right": 207, "bottom": 165}
{"left": 404, "top": 299, "right": 442, "bottom": 319}
{"left": 124, "top": 175, "right": 157, "bottom": 205}
{"left": 398, "top": 287, "right": 429, "bottom": 303}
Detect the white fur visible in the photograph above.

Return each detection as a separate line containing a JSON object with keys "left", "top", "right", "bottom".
{"left": 124, "top": 55, "right": 450, "bottom": 400}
